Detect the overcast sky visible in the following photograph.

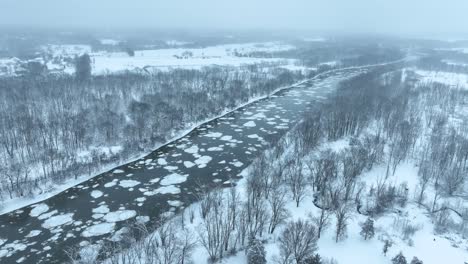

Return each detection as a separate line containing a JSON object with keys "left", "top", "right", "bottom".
{"left": 2, "top": 0, "right": 468, "bottom": 36}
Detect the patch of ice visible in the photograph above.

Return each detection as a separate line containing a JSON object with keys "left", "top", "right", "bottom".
{"left": 155, "top": 186, "right": 181, "bottom": 195}
{"left": 204, "top": 132, "right": 223, "bottom": 138}
{"left": 104, "top": 180, "right": 118, "bottom": 188}
{"left": 194, "top": 156, "right": 212, "bottom": 168}
{"left": 113, "top": 169, "right": 124, "bottom": 174}
{"left": 90, "top": 190, "right": 103, "bottom": 199}
{"left": 150, "top": 178, "right": 160, "bottom": 184}
{"left": 38, "top": 210, "right": 58, "bottom": 220}
{"left": 42, "top": 213, "right": 74, "bottom": 229}
{"left": 184, "top": 145, "right": 199, "bottom": 154}
{"left": 135, "top": 197, "right": 146, "bottom": 202}
{"left": 136, "top": 216, "right": 150, "bottom": 223}
{"left": 231, "top": 161, "right": 244, "bottom": 167}
{"left": 183, "top": 161, "right": 196, "bottom": 168}
{"left": 168, "top": 200, "right": 183, "bottom": 207}
{"left": 207, "top": 147, "right": 223, "bottom": 151}
{"left": 92, "top": 205, "right": 110, "bottom": 214}
{"left": 119, "top": 180, "right": 140, "bottom": 188}
{"left": 29, "top": 203, "right": 49, "bottom": 217}
{"left": 81, "top": 222, "right": 116, "bottom": 237}
{"left": 164, "top": 166, "right": 178, "bottom": 171}
{"left": 160, "top": 173, "right": 188, "bottom": 186}
{"left": 25, "top": 230, "right": 41, "bottom": 238}
{"left": 103, "top": 210, "right": 137, "bottom": 223}
{"left": 157, "top": 158, "right": 167, "bottom": 165}
{"left": 243, "top": 121, "right": 256, "bottom": 127}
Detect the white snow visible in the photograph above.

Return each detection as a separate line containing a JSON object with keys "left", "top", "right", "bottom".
{"left": 100, "top": 39, "right": 121, "bottom": 45}
{"left": 88, "top": 42, "right": 296, "bottom": 75}
{"left": 113, "top": 169, "right": 125, "bottom": 174}
{"left": 415, "top": 69, "right": 468, "bottom": 89}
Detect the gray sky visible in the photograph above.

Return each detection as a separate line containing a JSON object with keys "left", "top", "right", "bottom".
{"left": 2, "top": 0, "right": 468, "bottom": 36}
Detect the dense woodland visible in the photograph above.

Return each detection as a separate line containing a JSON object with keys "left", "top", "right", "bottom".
{"left": 77, "top": 60, "right": 468, "bottom": 264}
{"left": 0, "top": 61, "right": 302, "bottom": 202}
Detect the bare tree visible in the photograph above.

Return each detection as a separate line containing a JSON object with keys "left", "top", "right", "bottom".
{"left": 286, "top": 158, "right": 307, "bottom": 207}
{"left": 310, "top": 208, "right": 331, "bottom": 239}
{"left": 334, "top": 203, "right": 351, "bottom": 243}
{"left": 278, "top": 220, "right": 318, "bottom": 264}
{"left": 267, "top": 185, "right": 289, "bottom": 234}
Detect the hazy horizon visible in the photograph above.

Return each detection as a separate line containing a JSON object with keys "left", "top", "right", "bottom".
{"left": 2, "top": 0, "right": 468, "bottom": 38}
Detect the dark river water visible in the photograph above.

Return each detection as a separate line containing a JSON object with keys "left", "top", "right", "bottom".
{"left": 0, "top": 66, "right": 379, "bottom": 264}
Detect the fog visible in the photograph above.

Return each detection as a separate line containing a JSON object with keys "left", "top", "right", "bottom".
{"left": 2, "top": 0, "right": 468, "bottom": 36}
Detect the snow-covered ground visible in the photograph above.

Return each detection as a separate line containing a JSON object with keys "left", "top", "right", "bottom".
{"left": 442, "top": 59, "right": 468, "bottom": 67}
{"left": 414, "top": 69, "right": 468, "bottom": 89}
{"left": 0, "top": 42, "right": 299, "bottom": 76}
{"left": 90, "top": 42, "right": 295, "bottom": 74}
{"left": 103, "top": 154, "right": 467, "bottom": 264}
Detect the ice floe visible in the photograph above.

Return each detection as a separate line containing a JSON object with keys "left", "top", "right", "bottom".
{"left": 119, "top": 180, "right": 140, "bottom": 188}
{"left": 104, "top": 180, "right": 118, "bottom": 188}
{"left": 184, "top": 145, "right": 199, "bottom": 154}
{"left": 243, "top": 121, "right": 256, "bottom": 127}
{"left": 103, "top": 210, "right": 137, "bottom": 223}
{"left": 157, "top": 158, "right": 167, "bottom": 165}
{"left": 92, "top": 205, "right": 110, "bottom": 214}
{"left": 207, "top": 146, "right": 223, "bottom": 151}
{"left": 194, "top": 156, "right": 212, "bottom": 168}
{"left": 29, "top": 203, "right": 49, "bottom": 217}
{"left": 81, "top": 222, "right": 115, "bottom": 237}
{"left": 155, "top": 186, "right": 181, "bottom": 194}
{"left": 160, "top": 173, "right": 188, "bottom": 185}
{"left": 42, "top": 213, "right": 74, "bottom": 229}
{"left": 25, "top": 230, "right": 41, "bottom": 238}
{"left": 183, "top": 161, "right": 196, "bottom": 168}
{"left": 204, "top": 132, "right": 222, "bottom": 138}
{"left": 90, "top": 190, "right": 103, "bottom": 199}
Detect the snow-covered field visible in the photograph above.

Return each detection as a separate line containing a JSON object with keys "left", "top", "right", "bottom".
{"left": 414, "top": 69, "right": 468, "bottom": 89}
{"left": 90, "top": 42, "right": 296, "bottom": 74}
{"left": 0, "top": 42, "right": 299, "bottom": 76}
